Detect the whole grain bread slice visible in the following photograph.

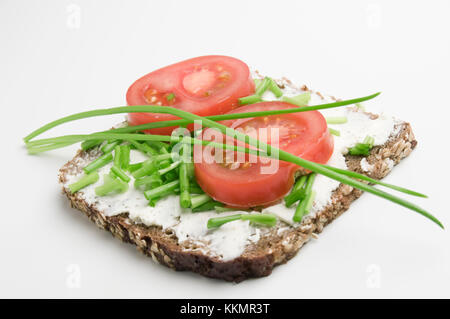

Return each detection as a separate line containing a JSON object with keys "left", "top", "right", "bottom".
{"left": 58, "top": 115, "right": 417, "bottom": 282}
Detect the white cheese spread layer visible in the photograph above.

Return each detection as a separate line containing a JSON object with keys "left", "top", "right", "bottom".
{"left": 62, "top": 76, "right": 399, "bottom": 261}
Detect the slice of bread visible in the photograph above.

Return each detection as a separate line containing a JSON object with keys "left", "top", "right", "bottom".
{"left": 58, "top": 107, "right": 417, "bottom": 282}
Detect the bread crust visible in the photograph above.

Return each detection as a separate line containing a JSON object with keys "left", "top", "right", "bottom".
{"left": 59, "top": 121, "right": 417, "bottom": 282}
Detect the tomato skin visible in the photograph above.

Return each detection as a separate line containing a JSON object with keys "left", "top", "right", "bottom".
{"left": 127, "top": 55, "right": 255, "bottom": 135}
{"left": 193, "top": 102, "right": 334, "bottom": 208}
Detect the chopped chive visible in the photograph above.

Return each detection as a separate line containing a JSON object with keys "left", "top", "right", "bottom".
{"left": 191, "top": 200, "right": 220, "bottom": 213}
{"left": 326, "top": 116, "right": 348, "bottom": 124}
{"left": 255, "top": 77, "right": 271, "bottom": 96}
{"left": 284, "top": 175, "right": 308, "bottom": 207}
{"left": 144, "top": 180, "right": 179, "bottom": 201}
{"left": 166, "top": 93, "right": 175, "bottom": 101}
{"left": 81, "top": 139, "right": 103, "bottom": 151}
{"left": 163, "top": 170, "right": 178, "bottom": 183}
{"left": 189, "top": 184, "right": 205, "bottom": 194}
{"left": 120, "top": 144, "right": 130, "bottom": 169}
{"left": 134, "top": 173, "right": 162, "bottom": 190}
{"left": 281, "top": 92, "right": 311, "bottom": 106}
{"left": 110, "top": 165, "right": 130, "bottom": 182}
{"left": 179, "top": 161, "right": 191, "bottom": 208}
{"left": 207, "top": 214, "right": 242, "bottom": 229}
{"left": 146, "top": 141, "right": 170, "bottom": 152}
{"left": 293, "top": 173, "right": 316, "bottom": 222}
{"left": 130, "top": 140, "right": 158, "bottom": 156}
{"left": 190, "top": 194, "right": 212, "bottom": 210}
{"left": 241, "top": 213, "right": 277, "bottom": 227}
{"left": 113, "top": 145, "right": 122, "bottom": 167}
{"left": 68, "top": 172, "right": 99, "bottom": 193}
{"left": 132, "top": 159, "right": 158, "bottom": 179}
{"left": 95, "top": 174, "right": 129, "bottom": 196}
{"left": 268, "top": 78, "right": 283, "bottom": 98}
{"left": 214, "top": 206, "right": 237, "bottom": 213}
{"left": 238, "top": 94, "right": 262, "bottom": 105}
{"left": 329, "top": 128, "right": 341, "bottom": 136}
{"left": 101, "top": 140, "right": 121, "bottom": 154}
{"left": 83, "top": 153, "right": 113, "bottom": 174}
{"left": 127, "top": 162, "right": 143, "bottom": 173}
{"left": 158, "top": 161, "right": 181, "bottom": 175}
{"left": 348, "top": 136, "right": 374, "bottom": 156}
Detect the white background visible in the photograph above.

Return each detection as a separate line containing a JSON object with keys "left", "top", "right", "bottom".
{"left": 1, "top": 0, "right": 449, "bottom": 298}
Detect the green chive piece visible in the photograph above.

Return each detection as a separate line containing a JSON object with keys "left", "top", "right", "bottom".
{"left": 268, "top": 78, "right": 283, "bottom": 98}
{"left": 159, "top": 161, "right": 181, "bottom": 175}
{"left": 253, "top": 78, "right": 262, "bottom": 87}
{"left": 127, "top": 162, "right": 143, "bottom": 173}
{"left": 146, "top": 141, "right": 170, "bottom": 153}
{"left": 329, "top": 128, "right": 341, "bottom": 136}
{"left": 241, "top": 213, "right": 277, "bottom": 227}
{"left": 166, "top": 93, "right": 175, "bottom": 101}
{"left": 113, "top": 145, "right": 122, "bottom": 167}
{"left": 238, "top": 94, "right": 262, "bottom": 105}
{"left": 179, "top": 161, "right": 191, "bottom": 208}
{"left": 189, "top": 183, "right": 205, "bottom": 194}
{"left": 68, "top": 172, "right": 99, "bottom": 193}
{"left": 81, "top": 139, "right": 103, "bottom": 151}
{"left": 83, "top": 153, "right": 113, "bottom": 174}
{"left": 348, "top": 136, "right": 374, "bottom": 156}
{"left": 130, "top": 140, "right": 158, "bottom": 156}
{"left": 190, "top": 194, "right": 212, "bottom": 210}
{"left": 282, "top": 92, "right": 311, "bottom": 106}
{"left": 293, "top": 173, "right": 316, "bottom": 222}
{"left": 132, "top": 159, "right": 157, "bottom": 179}
{"left": 134, "top": 173, "right": 163, "bottom": 191}
{"left": 110, "top": 165, "right": 131, "bottom": 182}
{"left": 191, "top": 201, "right": 221, "bottom": 213}
{"left": 120, "top": 144, "right": 130, "bottom": 169}
{"left": 214, "top": 206, "right": 237, "bottom": 213}
{"left": 284, "top": 175, "right": 308, "bottom": 207}
{"left": 101, "top": 140, "right": 120, "bottom": 154}
{"left": 95, "top": 174, "right": 129, "bottom": 196}
{"left": 255, "top": 77, "right": 271, "bottom": 96}
{"left": 207, "top": 214, "right": 242, "bottom": 229}
{"left": 144, "top": 180, "right": 180, "bottom": 201}
{"left": 326, "top": 116, "right": 348, "bottom": 124}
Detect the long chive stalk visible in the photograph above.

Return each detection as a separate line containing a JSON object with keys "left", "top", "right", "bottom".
{"left": 23, "top": 93, "right": 380, "bottom": 143}
{"left": 24, "top": 97, "right": 443, "bottom": 228}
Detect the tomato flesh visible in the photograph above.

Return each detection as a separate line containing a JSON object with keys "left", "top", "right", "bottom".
{"left": 194, "top": 102, "right": 334, "bottom": 208}
{"left": 127, "top": 55, "right": 255, "bottom": 135}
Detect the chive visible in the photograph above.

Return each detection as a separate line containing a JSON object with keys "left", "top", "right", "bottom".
{"left": 144, "top": 180, "right": 179, "bottom": 200}
{"left": 132, "top": 159, "right": 158, "bottom": 179}
{"left": 81, "top": 139, "right": 103, "bottom": 151}
{"left": 158, "top": 161, "right": 181, "bottom": 175}
{"left": 189, "top": 183, "right": 205, "bottom": 194}
{"left": 255, "top": 77, "right": 271, "bottom": 96}
{"left": 127, "top": 162, "right": 143, "bottom": 173}
{"left": 191, "top": 200, "right": 220, "bottom": 213}
{"left": 179, "top": 162, "right": 191, "bottom": 208}
{"left": 254, "top": 78, "right": 262, "bottom": 87}
{"left": 110, "top": 165, "right": 130, "bottom": 182}
{"left": 113, "top": 145, "right": 122, "bottom": 167}
{"left": 281, "top": 92, "right": 311, "bottom": 106}
{"left": 329, "top": 128, "right": 341, "bottom": 136}
{"left": 207, "top": 214, "right": 242, "bottom": 229}
{"left": 190, "top": 194, "right": 212, "bottom": 210}
{"left": 24, "top": 93, "right": 443, "bottom": 228}
{"left": 134, "top": 173, "right": 163, "bottom": 190}
{"left": 130, "top": 140, "right": 158, "bottom": 156}
{"left": 348, "top": 136, "right": 374, "bottom": 156}
{"left": 326, "top": 116, "right": 348, "bottom": 124}
{"left": 24, "top": 93, "right": 380, "bottom": 144}
{"left": 83, "top": 153, "right": 113, "bottom": 174}
{"left": 293, "top": 173, "right": 316, "bottom": 222}
{"left": 146, "top": 141, "right": 170, "bottom": 152}
{"left": 120, "top": 144, "right": 130, "bottom": 169}
{"left": 166, "top": 93, "right": 175, "bottom": 101}
{"left": 95, "top": 174, "right": 128, "bottom": 196}
{"left": 238, "top": 94, "right": 262, "bottom": 105}
{"left": 68, "top": 172, "right": 99, "bottom": 193}
{"left": 268, "top": 78, "right": 283, "bottom": 98}
{"left": 241, "top": 213, "right": 277, "bottom": 227}
{"left": 214, "top": 206, "right": 237, "bottom": 213}
{"left": 284, "top": 175, "right": 308, "bottom": 207}
{"left": 101, "top": 140, "right": 120, "bottom": 154}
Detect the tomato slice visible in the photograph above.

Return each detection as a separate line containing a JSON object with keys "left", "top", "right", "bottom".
{"left": 127, "top": 55, "right": 255, "bottom": 135}
{"left": 193, "top": 102, "right": 334, "bottom": 208}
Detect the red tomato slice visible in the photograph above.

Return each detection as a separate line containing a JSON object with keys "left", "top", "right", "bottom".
{"left": 127, "top": 55, "right": 255, "bottom": 135}
{"left": 193, "top": 102, "right": 334, "bottom": 208}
